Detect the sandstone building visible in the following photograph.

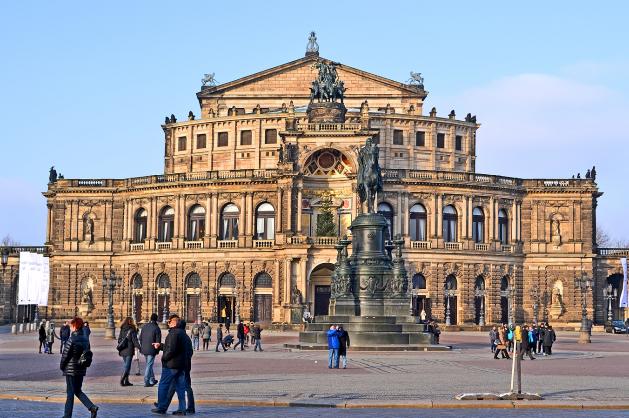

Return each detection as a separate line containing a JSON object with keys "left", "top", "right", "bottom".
{"left": 15, "top": 37, "right": 625, "bottom": 327}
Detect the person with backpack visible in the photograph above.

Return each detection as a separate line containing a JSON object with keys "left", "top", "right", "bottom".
{"left": 201, "top": 322, "right": 211, "bottom": 350}
{"left": 489, "top": 326, "right": 497, "bottom": 353}
{"left": 60, "top": 316, "right": 98, "bottom": 418}
{"left": 117, "top": 317, "right": 141, "bottom": 387}
{"left": 252, "top": 323, "right": 263, "bottom": 352}
{"left": 191, "top": 321, "right": 201, "bottom": 351}
{"left": 139, "top": 313, "right": 161, "bottom": 387}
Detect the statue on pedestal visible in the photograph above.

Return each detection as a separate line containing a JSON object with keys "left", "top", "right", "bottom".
{"left": 357, "top": 138, "right": 383, "bottom": 213}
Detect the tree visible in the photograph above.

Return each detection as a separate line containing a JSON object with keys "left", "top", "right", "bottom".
{"left": 316, "top": 197, "right": 337, "bottom": 237}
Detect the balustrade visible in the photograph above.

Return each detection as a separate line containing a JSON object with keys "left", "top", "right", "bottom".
{"left": 156, "top": 242, "right": 172, "bottom": 250}
{"left": 445, "top": 242, "right": 462, "bottom": 250}
{"left": 130, "top": 243, "right": 145, "bottom": 251}
{"left": 410, "top": 241, "right": 431, "bottom": 249}
{"left": 475, "top": 243, "right": 489, "bottom": 251}
{"left": 184, "top": 241, "right": 203, "bottom": 249}
{"left": 253, "top": 239, "right": 274, "bottom": 248}
{"left": 218, "top": 240, "right": 238, "bottom": 249}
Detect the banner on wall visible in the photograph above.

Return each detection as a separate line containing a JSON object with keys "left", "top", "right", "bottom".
{"left": 620, "top": 257, "right": 628, "bottom": 308}
{"left": 17, "top": 252, "right": 50, "bottom": 306}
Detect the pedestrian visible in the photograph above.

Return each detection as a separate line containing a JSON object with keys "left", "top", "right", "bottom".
{"left": 243, "top": 322, "right": 250, "bottom": 347}
{"left": 151, "top": 314, "right": 187, "bottom": 415}
{"left": 215, "top": 323, "right": 226, "bottom": 352}
{"left": 337, "top": 325, "right": 350, "bottom": 369}
{"left": 530, "top": 325, "right": 540, "bottom": 354}
{"left": 83, "top": 322, "right": 91, "bottom": 340}
{"left": 191, "top": 321, "right": 201, "bottom": 351}
{"left": 543, "top": 325, "right": 556, "bottom": 355}
{"left": 431, "top": 321, "right": 441, "bottom": 344}
{"left": 117, "top": 316, "right": 141, "bottom": 386}
{"left": 327, "top": 325, "right": 340, "bottom": 369}
{"left": 234, "top": 321, "right": 246, "bottom": 350}
{"left": 518, "top": 325, "right": 535, "bottom": 360}
{"left": 537, "top": 323, "right": 546, "bottom": 354}
{"left": 60, "top": 321, "right": 71, "bottom": 348}
{"left": 38, "top": 322, "right": 47, "bottom": 353}
{"left": 201, "top": 322, "right": 211, "bottom": 350}
{"left": 507, "top": 325, "right": 514, "bottom": 353}
{"left": 46, "top": 320, "right": 57, "bottom": 354}
{"left": 165, "top": 320, "right": 195, "bottom": 415}
{"left": 139, "top": 313, "right": 162, "bottom": 387}
{"left": 494, "top": 324, "right": 510, "bottom": 359}
{"left": 252, "top": 323, "right": 263, "bottom": 352}
{"left": 489, "top": 326, "right": 497, "bottom": 353}
{"left": 225, "top": 315, "right": 231, "bottom": 333}
{"left": 60, "top": 316, "right": 98, "bottom": 418}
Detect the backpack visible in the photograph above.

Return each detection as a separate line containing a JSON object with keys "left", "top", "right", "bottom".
{"left": 116, "top": 330, "right": 130, "bottom": 352}
{"left": 78, "top": 349, "right": 93, "bottom": 368}
{"left": 192, "top": 326, "right": 200, "bottom": 336}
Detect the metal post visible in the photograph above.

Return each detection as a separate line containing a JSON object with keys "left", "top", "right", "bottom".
{"left": 576, "top": 272, "right": 591, "bottom": 344}
{"left": 445, "top": 294, "right": 451, "bottom": 326}
{"left": 103, "top": 270, "right": 120, "bottom": 339}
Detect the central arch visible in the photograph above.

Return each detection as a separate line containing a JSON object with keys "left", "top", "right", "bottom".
{"left": 301, "top": 148, "right": 354, "bottom": 177}
{"left": 309, "top": 263, "right": 335, "bottom": 317}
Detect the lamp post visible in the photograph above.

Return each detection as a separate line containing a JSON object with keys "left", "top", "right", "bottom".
{"left": 474, "top": 285, "right": 486, "bottom": 327}
{"left": 444, "top": 286, "right": 456, "bottom": 326}
{"left": 102, "top": 270, "right": 121, "bottom": 339}
{"left": 575, "top": 272, "right": 592, "bottom": 344}
{"left": 530, "top": 284, "right": 540, "bottom": 326}
{"left": 603, "top": 284, "right": 617, "bottom": 324}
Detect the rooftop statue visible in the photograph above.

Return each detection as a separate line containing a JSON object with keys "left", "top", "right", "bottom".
{"left": 407, "top": 71, "right": 424, "bottom": 87}
{"left": 357, "top": 138, "right": 383, "bottom": 213}
{"left": 306, "top": 31, "right": 319, "bottom": 54}
{"left": 201, "top": 73, "right": 217, "bottom": 87}
{"left": 309, "top": 60, "right": 345, "bottom": 103}
{"left": 49, "top": 166, "right": 58, "bottom": 184}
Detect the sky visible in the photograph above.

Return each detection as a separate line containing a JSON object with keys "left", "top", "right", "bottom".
{"left": 1, "top": 1, "right": 628, "bottom": 245}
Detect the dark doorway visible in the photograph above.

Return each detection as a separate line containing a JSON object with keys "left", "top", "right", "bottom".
{"left": 314, "top": 285, "right": 330, "bottom": 316}
{"left": 132, "top": 294, "right": 143, "bottom": 323}
{"left": 186, "top": 294, "right": 199, "bottom": 323}
{"left": 254, "top": 294, "right": 272, "bottom": 322}
{"left": 218, "top": 295, "right": 235, "bottom": 323}
{"left": 412, "top": 295, "right": 431, "bottom": 319}
{"left": 500, "top": 297, "right": 509, "bottom": 324}
{"left": 157, "top": 294, "right": 170, "bottom": 322}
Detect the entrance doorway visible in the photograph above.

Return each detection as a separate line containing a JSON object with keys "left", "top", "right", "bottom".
{"left": 132, "top": 294, "right": 143, "bottom": 323}
{"left": 218, "top": 295, "right": 235, "bottom": 324}
{"left": 186, "top": 294, "right": 199, "bottom": 323}
{"left": 412, "top": 295, "right": 431, "bottom": 318}
{"left": 254, "top": 294, "right": 272, "bottom": 322}
{"left": 314, "top": 285, "right": 330, "bottom": 316}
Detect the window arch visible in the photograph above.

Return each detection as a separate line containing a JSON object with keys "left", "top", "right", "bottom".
{"left": 498, "top": 209, "right": 509, "bottom": 244}
{"left": 254, "top": 272, "right": 273, "bottom": 288}
{"left": 219, "top": 273, "right": 236, "bottom": 288}
{"left": 500, "top": 276, "right": 509, "bottom": 291}
{"left": 412, "top": 273, "right": 426, "bottom": 289}
{"left": 472, "top": 207, "right": 484, "bottom": 243}
{"left": 377, "top": 202, "right": 394, "bottom": 240}
{"left": 304, "top": 148, "right": 352, "bottom": 176}
{"left": 409, "top": 204, "right": 427, "bottom": 241}
{"left": 220, "top": 204, "right": 239, "bottom": 240}
{"left": 157, "top": 273, "right": 171, "bottom": 290}
{"left": 132, "top": 273, "right": 143, "bottom": 289}
{"left": 186, "top": 272, "right": 201, "bottom": 289}
{"left": 134, "top": 208, "right": 148, "bottom": 243}
{"left": 158, "top": 206, "right": 175, "bottom": 242}
{"left": 187, "top": 205, "right": 206, "bottom": 241}
{"left": 445, "top": 274, "right": 458, "bottom": 290}
{"left": 474, "top": 276, "right": 485, "bottom": 290}
{"left": 443, "top": 205, "right": 458, "bottom": 242}
{"left": 255, "top": 203, "right": 275, "bottom": 240}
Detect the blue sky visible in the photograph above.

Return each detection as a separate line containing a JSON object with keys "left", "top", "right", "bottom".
{"left": 1, "top": 1, "right": 628, "bottom": 245}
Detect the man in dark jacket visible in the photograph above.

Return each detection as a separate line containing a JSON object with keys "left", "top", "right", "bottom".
{"left": 542, "top": 325, "right": 556, "bottom": 355}
{"left": 252, "top": 324, "right": 263, "bottom": 352}
{"left": 60, "top": 317, "right": 98, "bottom": 418}
{"left": 234, "top": 322, "right": 246, "bottom": 351}
{"left": 60, "top": 321, "right": 71, "bottom": 347}
{"left": 337, "top": 326, "right": 350, "bottom": 369}
{"left": 215, "top": 324, "right": 226, "bottom": 352}
{"left": 152, "top": 314, "right": 187, "bottom": 415}
{"left": 140, "top": 313, "right": 162, "bottom": 387}
{"left": 165, "top": 320, "right": 195, "bottom": 414}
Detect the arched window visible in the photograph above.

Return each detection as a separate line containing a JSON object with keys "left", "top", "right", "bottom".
{"left": 472, "top": 207, "right": 484, "bottom": 243}
{"left": 443, "top": 205, "right": 458, "bottom": 242}
{"left": 157, "top": 273, "right": 171, "bottom": 290}
{"left": 304, "top": 149, "right": 352, "bottom": 176}
{"left": 409, "top": 204, "right": 427, "bottom": 241}
{"left": 255, "top": 203, "right": 275, "bottom": 240}
{"left": 377, "top": 202, "right": 394, "bottom": 240}
{"left": 132, "top": 273, "right": 143, "bottom": 289}
{"left": 158, "top": 206, "right": 175, "bottom": 242}
{"left": 187, "top": 205, "right": 206, "bottom": 241}
{"left": 412, "top": 273, "right": 426, "bottom": 289}
{"left": 498, "top": 209, "right": 509, "bottom": 244}
{"left": 134, "top": 208, "right": 147, "bottom": 243}
{"left": 220, "top": 204, "right": 239, "bottom": 240}
{"left": 475, "top": 276, "right": 485, "bottom": 291}
{"left": 254, "top": 272, "right": 273, "bottom": 288}
{"left": 445, "top": 275, "right": 458, "bottom": 290}
{"left": 219, "top": 273, "right": 236, "bottom": 288}
{"left": 186, "top": 272, "right": 201, "bottom": 289}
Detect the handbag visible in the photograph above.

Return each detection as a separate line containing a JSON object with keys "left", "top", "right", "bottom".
{"left": 116, "top": 331, "right": 130, "bottom": 352}
{"left": 78, "top": 349, "right": 93, "bottom": 368}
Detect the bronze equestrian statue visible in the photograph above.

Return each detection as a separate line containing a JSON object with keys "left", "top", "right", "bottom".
{"left": 357, "top": 138, "right": 383, "bottom": 213}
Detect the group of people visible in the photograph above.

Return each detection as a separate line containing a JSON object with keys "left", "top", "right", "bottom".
{"left": 326, "top": 325, "right": 350, "bottom": 369}
{"left": 214, "top": 321, "right": 264, "bottom": 352}
{"left": 490, "top": 323, "right": 557, "bottom": 360}
{"left": 38, "top": 320, "right": 91, "bottom": 355}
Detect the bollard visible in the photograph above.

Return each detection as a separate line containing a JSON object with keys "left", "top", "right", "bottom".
{"left": 11, "top": 324, "right": 17, "bottom": 334}
{"left": 19, "top": 323, "right": 24, "bottom": 333}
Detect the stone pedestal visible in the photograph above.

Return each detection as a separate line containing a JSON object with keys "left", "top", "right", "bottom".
{"left": 306, "top": 102, "right": 347, "bottom": 123}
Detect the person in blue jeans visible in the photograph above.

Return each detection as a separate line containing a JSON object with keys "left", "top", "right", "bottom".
{"left": 152, "top": 314, "right": 188, "bottom": 415}
{"left": 139, "top": 313, "right": 162, "bottom": 387}
{"left": 327, "top": 325, "right": 340, "bottom": 369}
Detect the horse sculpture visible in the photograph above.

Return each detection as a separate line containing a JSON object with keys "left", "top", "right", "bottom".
{"left": 357, "top": 138, "right": 383, "bottom": 213}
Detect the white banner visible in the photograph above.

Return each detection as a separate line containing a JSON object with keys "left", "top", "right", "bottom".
{"left": 620, "top": 257, "right": 628, "bottom": 308}
{"left": 18, "top": 252, "right": 50, "bottom": 306}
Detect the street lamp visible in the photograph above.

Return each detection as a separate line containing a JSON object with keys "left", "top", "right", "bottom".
{"left": 102, "top": 270, "right": 122, "bottom": 339}
{"left": 444, "top": 285, "right": 456, "bottom": 326}
{"left": 500, "top": 285, "right": 515, "bottom": 327}
{"left": 603, "top": 284, "right": 617, "bottom": 324}
{"left": 575, "top": 272, "right": 592, "bottom": 344}
{"left": 474, "top": 284, "right": 486, "bottom": 327}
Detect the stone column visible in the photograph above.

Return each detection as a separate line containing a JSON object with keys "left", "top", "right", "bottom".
{"left": 296, "top": 187, "right": 303, "bottom": 235}
{"left": 284, "top": 258, "right": 291, "bottom": 306}
{"left": 210, "top": 193, "right": 218, "bottom": 247}
{"left": 462, "top": 196, "right": 469, "bottom": 240}
{"left": 286, "top": 187, "right": 293, "bottom": 233}
{"left": 511, "top": 200, "right": 517, "bottom": 244}
{"left": 204, "top": 195, "right": 211, "bottom": 247}
{"left": 276, "top": 188, "right": 283, "bottom": 233}
{"left": 436, "top": 195, "right": 443, "bottom": 239}
{"left": 402, "top": 192, "right": 409, "bottom": 237}
{"left": 489, "top": 196, "right": 495, "bottom": 242}
{"left": 246, "top": 193, "right": 254, "bottom": 243}
{"left": 239, "top": 193, "right": 246, "bottom": 247}
{"left": 300, "top": 258, "right": 308, "bottom": 308}
{"left": 396, "top": 191, "right": 402, "bottom": 237}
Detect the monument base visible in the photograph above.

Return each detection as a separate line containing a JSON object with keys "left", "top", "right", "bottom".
{"left": 306, "top": 102, "right": 347, "bottom": 123}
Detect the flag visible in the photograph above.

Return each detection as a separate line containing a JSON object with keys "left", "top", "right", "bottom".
{"left": 620, "top": 258, "right": 628, "bottom": 308}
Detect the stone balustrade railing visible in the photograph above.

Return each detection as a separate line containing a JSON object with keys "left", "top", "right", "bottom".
{"left": 184, "top": 241, "right": 204, "bottom": 249}
{"left": 253, "top": 239, "right": 274, "bottom": 248}
{"left": 598, "top": 248, "right": 629, "bottom": 256}
{"left": 218, "top": 240, "right": 238, "bottom": 249}
{"left": 0, "top": 246, "right": 49, "bottom": 255}
{"left": 411, "top": 241, "right": 431, "bottom": 249}
{"left": 299, "top": 122, "right": 362, "bottom": 132}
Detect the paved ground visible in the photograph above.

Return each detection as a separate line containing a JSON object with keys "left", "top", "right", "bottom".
{"left": 2, "top": 401, "right": 629, "bottom": 418}
{"left": 1, "top": 325, "right": 628, "bottom": 410}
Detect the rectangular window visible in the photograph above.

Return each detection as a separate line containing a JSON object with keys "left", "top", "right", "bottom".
{"left": 217, "top": 132, "right": 228, "bottom": 147}
{"left": 178, "top": 136, "right": 186, "bottom": 151}
{"left": 437, "top": 133, "right": 445, "bottom": 148}
{"left": 393, "top": 129, "right": 404, "bottom": 145}
{"left": 196, "top": 134, "right": 206, "bottom": 149}
{"left": 415, "top": 131, "right": 425, "bottom": 147}
{"left": 264, "top": 129, "right": 277, "bottom": 144}
{"left": 240, "top": 130, "right": 252, "bottom": 146}
{"left": 455, "top": 135, "right": 462, "bottom": 151}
